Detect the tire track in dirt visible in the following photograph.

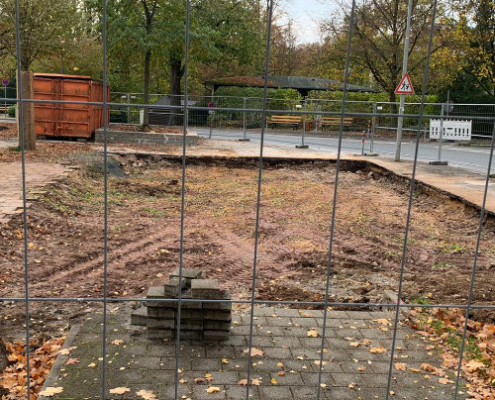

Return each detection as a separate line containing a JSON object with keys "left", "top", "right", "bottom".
{"left": 28, "top": 220, "right": 182, "bottom": 292}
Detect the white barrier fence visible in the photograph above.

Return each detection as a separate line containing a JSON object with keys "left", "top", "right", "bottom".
{"left": 429, "top": 119, "right": 472, "bottom": 141}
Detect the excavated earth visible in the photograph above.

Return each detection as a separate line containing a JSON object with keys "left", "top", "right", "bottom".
{"left": 1, "top": 154, "right": 495, "bottom": 342}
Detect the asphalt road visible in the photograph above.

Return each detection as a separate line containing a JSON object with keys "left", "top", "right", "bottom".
{"left": 197, "top": 128, "right": 495, "bottom": 176}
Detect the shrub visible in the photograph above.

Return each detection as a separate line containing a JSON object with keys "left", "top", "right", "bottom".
{"left": 8, "top": 105, "right": 16, "bottom": 118}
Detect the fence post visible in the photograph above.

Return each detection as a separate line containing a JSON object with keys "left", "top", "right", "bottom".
{"left": 296, "top": 100, "right": 309, "bottom": 149}
{"left": 239, "top": 97, "right": 250, "bottom": 142}
{"left": 430, "top": 103, "right": 448, "bottom": 165}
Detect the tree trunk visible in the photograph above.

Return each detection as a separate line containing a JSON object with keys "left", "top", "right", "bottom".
{"left": 169, "top": 56, "right": 183, "bottom": 126}
{"left": 17, "top": 71, "right": 36, "bottom": 151}
{"left": 142, "top": 49, "right": 152, "bottom": 128}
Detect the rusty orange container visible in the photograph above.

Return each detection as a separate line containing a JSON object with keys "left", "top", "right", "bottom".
{"left": 33, "top": 73, "right": 110, "bottom": 139}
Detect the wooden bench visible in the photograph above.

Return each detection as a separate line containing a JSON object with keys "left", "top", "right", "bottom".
{"left": 268, "top": 115, "right": 302, "bottom": 130}
{"left": 319, "top": 117, "right": 353, "bottom": 127}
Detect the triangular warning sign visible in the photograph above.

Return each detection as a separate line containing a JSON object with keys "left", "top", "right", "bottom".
{"left": 394, "top": 72, "right": 415, "bottom": 95}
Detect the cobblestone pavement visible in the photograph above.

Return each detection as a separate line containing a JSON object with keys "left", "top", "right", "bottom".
{"left": 40, "top": 307, "right": 469, "bottom": 400}
{"left": 0, "top": 162, "right": 73, "bottom": 224}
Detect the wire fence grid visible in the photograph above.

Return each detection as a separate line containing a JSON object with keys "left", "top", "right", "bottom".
{"left": 2, "top": 0, "right": 495, "bottom": 399}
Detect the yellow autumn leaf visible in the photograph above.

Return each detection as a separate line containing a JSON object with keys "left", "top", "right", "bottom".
{"left": 88, "top": 362, "right": 96, "bottom": 368}
{"left": 111, "top": 339, "right": 124, "bottom": 346}
{"left": 270, "top": 378, "right": 278, "bottom": 385}
{"left": 221, "top": 358, "right": 229, "bottom": 364}
{"left": 307, "top": 330, "right": 319, "bottom": 338}
{"left": 206, "top": 386, "right": 221, "bottom": 393}
{"left": 438, "top": 378, "right": 455, "bottom": 385}
{"left": 369, "top": 346, "right": 387, "bottom": 354}
{"left": 350, "top": 342, "right": 361, "bottom": 347}
{"left": 276, "top": 362, "right": 284, "bottom": 368}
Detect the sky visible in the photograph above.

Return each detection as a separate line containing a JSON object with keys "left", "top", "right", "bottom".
{"left": 281, "top": 0, "right": 339, "bottom": 44}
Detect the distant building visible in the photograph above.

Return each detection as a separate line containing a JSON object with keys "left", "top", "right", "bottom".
{"left": 205, "top": 75, "right": 373, "bottom": 97}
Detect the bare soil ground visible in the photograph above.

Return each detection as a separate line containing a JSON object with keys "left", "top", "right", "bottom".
{"left": 1, "top": 151, "right": 495, "bottom": 343}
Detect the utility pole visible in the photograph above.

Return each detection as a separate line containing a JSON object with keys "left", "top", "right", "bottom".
{"left": 395, "top": 0, "right": 414, "bottom": 162}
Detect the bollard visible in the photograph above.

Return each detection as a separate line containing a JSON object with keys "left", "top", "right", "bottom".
{"left": 296, "top": 100, "right": 309, "bottom": 149}
{"left": 239, "top": 97, "right": 250, "bottom": 142}
{"left": 361, "top": 130, "right": 366, "bottom": 156}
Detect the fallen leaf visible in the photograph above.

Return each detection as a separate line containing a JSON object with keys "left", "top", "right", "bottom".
{"left": 438, "top": 378, "right": 455, "bottom": 385}
{"left": 394, "top": 363, "right": 407, "bottom": 371}
{"left": 179, "top": 378, "right": 188, "bottom": 384}
{"left": 277, "top": 371, "right": 286, "bottom": 377}
{"left": 221, "top": 358, "right": 229, "bottom": 364}
{"left": 307, "top": 330, "right": 319, "bottom": 338}
{"left": 111, "top": 339, "right": 124, "bottom": 346}
{"left": 206, "top": 386, "right": 221, "bottom": 393}
{"left": 194, "top": 378, "right": 205, "bottom": 384}
{"left": 205, "top": 373, "right": 214, "bottom": 382}
{"left": 350, "top": 342, "right": 361, "bottom": 348}
{"left": 39, "top": 387, "right": 64, "bottom": 397}
{"left": 377, "top": 318, "right": 391, "bottom": 326}
{"left": 109, "top": 387, "right": 131, "bottom": 395}
{"left": 136, "top": 389, "right": 157, "bottom": 399}
{"left": 465, "top": 360, "right": 485, "bottom": 373}
{"left": 65, "top": 358, "right": 79, "bottom": 365}
{"left": 276, "top": 362, "right": 284, "bottom": 368}
{"left": 420, "top": 363, "right": 436, "bottom": 372}
{"left": 243, "top": 347, "right": 264, "bottom": 357}
{"left": 270, "top": 378, "right": 278, "bottom": 385}
{"left": 370, "top": 346, "right": 387, "bottom": 354}
{"left": 88, "top": 362, "right": 96, "bottom": 368}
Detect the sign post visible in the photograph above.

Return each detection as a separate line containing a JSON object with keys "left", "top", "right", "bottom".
{"left": 394, "top": 0, "right": 414, "bottom": 162}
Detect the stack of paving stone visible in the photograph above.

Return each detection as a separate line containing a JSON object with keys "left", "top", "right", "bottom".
{"left": 131, "top": 269, "right": 232, "bottom": 341}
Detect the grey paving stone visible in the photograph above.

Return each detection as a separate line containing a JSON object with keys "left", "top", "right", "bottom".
{"left": 205, "top": 345, "right": 236, "bottom": 358}
{"left": 204, "top": 330, "right": 230, "bottom": 341}
{"left": 291, "top": 317, "right": 319, "bottom": 327}
{"left": 259, "top": 386, "right": 293, "bottom": 400}
{"left": 224, "top": 385, "right": 261, "bottom": 400}
{"left": 300, "top": 372, "right": 335, "bottom": 386}
{"left": 147, "top": 306, "right": 176, "bottom": 318}
{"left": 169, "top": 268, "right": 203, "bottom": 283}
{"left": 255, "top": 326, "right": 281, "bottom": 337}
{"left": 164, "top": 276, "right": 187, "bottom": 296}
{"left": 262, "top": 347, "right": 293, "bottom": 359}
{"left": 193, "top": 385, "right": 227, "bottom": 400}
{"left": 264, "top": 316, "right": 293, "bottom": 327}
{"left": 146, "top": 329, "right": 175, "bottom": 340}
{"left": 204, "top": 301, "right": 233, "bottom": 311}
{"left": 269, "top": 371, "right": 304, "bottom": 386}
{"left": 205, "top": 309, "right": 232, "bottom": 321}
{"left": 272, "top": 308, "right": 302, "bottom": 318}
{"left": 146, "top": 286, "right": 165, "bottom": 298}
{"left": 130, "top": 307, "right": 148, "bottom": 326}
{"left": 205, "top": 320, "right": 232, "bottom": 331}
{"left": 252, "top": 307, "right": 276, "bottom": 317}
{"left": 147, "top": 317, "right": 175, "bottom": 329}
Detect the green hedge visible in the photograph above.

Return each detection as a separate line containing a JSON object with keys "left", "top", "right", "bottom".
{"left": 8, "top": 105, "right": 16, "bottom": 118}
